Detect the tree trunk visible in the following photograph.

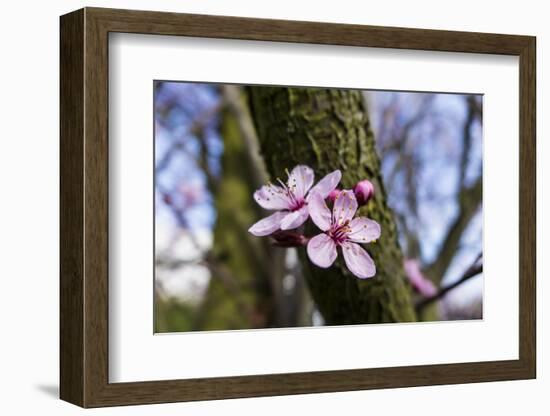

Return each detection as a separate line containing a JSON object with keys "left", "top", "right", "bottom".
{"left": 248, "top": 87, "right": 417, "bottom": 324}
{"left": 198, "top": 89, "right": 286, "bottom": 330}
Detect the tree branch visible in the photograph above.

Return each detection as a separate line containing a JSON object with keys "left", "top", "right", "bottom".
{"left": 425, "top": 175, "right": 482, "bottom": 283}
{"left": 458, "top": 95, "right": 478, "bottom": 187}
{"left": 416, "top": 255, "right": 482, "bottom": 311}
{"left": 222, "top": 85, "right": 269, "bottom": 190}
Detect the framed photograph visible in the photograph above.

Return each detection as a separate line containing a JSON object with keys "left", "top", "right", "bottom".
{"left": 60, "top": 7, "right": 536, "bottom": 408}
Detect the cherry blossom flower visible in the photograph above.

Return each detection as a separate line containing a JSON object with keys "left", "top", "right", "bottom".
{"left": 248, "top": 165, "right": 341, "bottom": 236}
{"left": 307, "top": 190, "right": 381, "bottom": 279}
{"left": 403, "top": 259, "right": 437, "bottom": 297}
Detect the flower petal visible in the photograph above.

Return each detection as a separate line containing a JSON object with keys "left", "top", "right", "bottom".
{"left": 332, "top": 190, "right": 358, "bottom": 225}
{"left": 254, "top": 185, "right": 291, "bottom": 210}
{"left": 341, "top": 242, "right": 376, "bottom": 279}
{"left": 308, "top": 191, "right": 332, "bottom": 231}
{"left": 307, "top": 233, "right": 337, "bottom": 268}
{"left": 280, "top": 206, "right": 309, "bottom": 230}
{"left": 308, "top": 170, "right": 342, "bottom": 199}
{"left": 248, "top": 212, "right": 286, "bottom": 236}
{"left": 288, "top": 165, "right": 314, "bottom": 200}
{"left": 347, "top": 217, "right": 381, "bottom": 243}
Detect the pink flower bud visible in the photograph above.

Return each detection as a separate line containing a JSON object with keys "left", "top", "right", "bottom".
{"left": 327, "top": 188, "right": 341, "bottom": 203}
{"left": 353, "top": 180, "right": 375, "bottom": 205}
{"left": 271, "top": 230, "right": 309, "bottom": 247}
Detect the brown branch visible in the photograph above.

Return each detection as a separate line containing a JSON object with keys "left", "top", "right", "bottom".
{"left": 379, "top": 95, "right": 436, "bottom": 258}
{"left": 424, "top": 95, "right": 482, "bottom": 281}
{"left": 379, "top": 95, "right": 435, "bottom": 158}
{"left": 425, "top": 175, "right": 482, "bottom": 283}
{"left": 458, "top": 96, "right": 476, "bottom": 186}
{"left": 416, "top": 255, "right": 482, "bottom": 312}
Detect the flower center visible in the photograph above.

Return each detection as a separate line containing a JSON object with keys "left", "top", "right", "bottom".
{"left": 290, "top": 198, "right": 305, "bottom": 211}
{"left": 275, "top": 177, "right": 304, "bottom": 211}
{"left": 328, "top": 220, "right": 351, "bottom": 245}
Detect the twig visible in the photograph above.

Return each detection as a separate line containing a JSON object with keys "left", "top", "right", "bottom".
{"left": 424, "top": 178, "right": 482, "bottom": 283}
{"left": 416, "top": 255, "right": 483, "bottom": 312}
{"left": 155, "top": 102, "right": 221, "bottom": 176}
{"left": 458, "top": 95, "right": 478, "bottom": 187}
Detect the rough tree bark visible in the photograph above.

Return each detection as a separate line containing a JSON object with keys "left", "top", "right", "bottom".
{"left": 248, "top": 87, "right": 417, "bottom": 324}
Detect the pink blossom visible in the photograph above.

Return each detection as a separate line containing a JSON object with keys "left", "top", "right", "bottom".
{"left": 353, "top": 179, "right": 375, "bottom": 205}
{"left": 248, "top": 165, "right": 341, "bottom": 236}
{"left": 403, "top": 259, "right": 437, "bottom": 297}
{"left": 306, "top": 190, "right": 381, "bottom": 279}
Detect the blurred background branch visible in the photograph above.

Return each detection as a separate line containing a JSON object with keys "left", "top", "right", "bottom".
{"left": 416, "top": 253, "right": 483, "bottom": 312}
{"left": 369, "top": 91, "right": 483, "bottom": 320}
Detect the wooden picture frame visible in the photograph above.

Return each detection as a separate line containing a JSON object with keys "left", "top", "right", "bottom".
{"left": 60, "top": 7, "right": 536, "bottom": 408}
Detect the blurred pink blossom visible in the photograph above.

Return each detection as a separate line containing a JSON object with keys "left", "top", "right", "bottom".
{"left": 403, "top": 258, "right": 437, "bottom": 297}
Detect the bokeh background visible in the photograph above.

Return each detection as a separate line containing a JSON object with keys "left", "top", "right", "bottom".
{"left": 154, "top": 81, "right": 483, "bottom": 332}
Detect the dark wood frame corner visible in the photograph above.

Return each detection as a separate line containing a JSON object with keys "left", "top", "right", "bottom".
{"left": 60, "top": 7, "right": 536, "bottom": 408}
